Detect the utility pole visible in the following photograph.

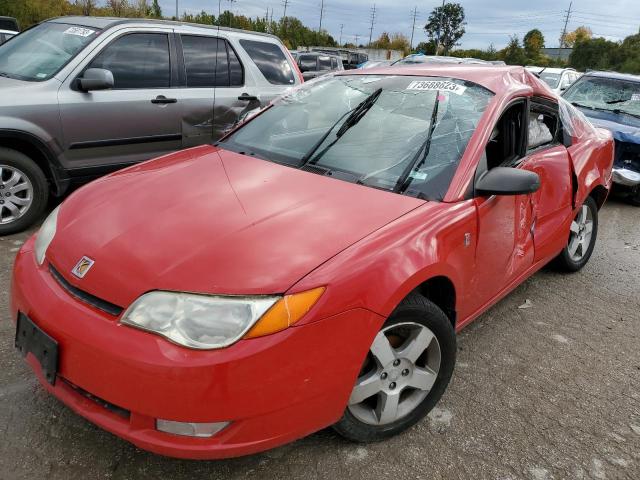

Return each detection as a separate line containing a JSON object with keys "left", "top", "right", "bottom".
{"left": 175, "top": 0, "right": 178, "bottom": 20}
{"left": 435, "top": 0, "right": 444, "bottom": 55}
{"left": 339, "top": 24, "right": 344, "bottom": 46}
{"left": 282, "top": 0, "right": 289, "bottom": 19}
{"left": 410, "top": 6, "right": 418, "bottom": 50}
{"left": 319, "top": 0, "right": 325, "bottom": 33}
{"left": 228, "top": 0, "right": 236, "bottom": 27}
{"left": 354, "top": 33, "right": 360, "bottom": 46}
{"left": 560, "top": 1, "right": 573, "bottom": 48}
{"left": 368, "top": 4, "right": 376, "bottom": 46}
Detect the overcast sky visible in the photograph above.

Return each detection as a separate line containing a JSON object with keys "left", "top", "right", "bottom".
{"left": 159, "top": 0, "right": 639, "bottom": 50}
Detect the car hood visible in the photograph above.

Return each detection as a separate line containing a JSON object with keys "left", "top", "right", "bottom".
{"left": 578, "top": 108, "right": 640, "bottom": 145}
{"left": 47, "top": 146, "right": 424, "bottom": 309}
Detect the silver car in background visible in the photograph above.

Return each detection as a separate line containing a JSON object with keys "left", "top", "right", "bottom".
{"left": 0, "top": 16, "right": 302, "bottom": 233}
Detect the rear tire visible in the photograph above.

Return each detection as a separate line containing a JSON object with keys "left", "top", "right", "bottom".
{"left": 554, "top": 196, "right": 598, "bottom": 272}
{"left": 333, "top": 292, "right": 456, "bottom": 442}
{"left": 0, "top": 148, "right": 48, "bottom": 236}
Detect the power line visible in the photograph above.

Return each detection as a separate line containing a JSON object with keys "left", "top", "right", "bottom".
{"left": 410, "top": 6, "right": 419, "bottom": 50}
{"left": 368, "top": 4, "right": 376, "bottom": 46}
{"left": 560, "top": 1, "right": 573, "bottom": 48}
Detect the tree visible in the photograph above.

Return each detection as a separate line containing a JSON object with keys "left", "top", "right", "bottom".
{"left": 372, "top": 32, "right": 391, "bottom": 49}
{"left": 414, "top": 40, "right": 437, "bottom": 55}
{"left": 569, "top": 37, "right": 620, "bottom": 71}
{"left": 500, "top": 35, "right": 527, "bottom": 65}
{"left": 561, "top": 26, "right": 593, "bottom": 47}
{"left": 389, "top": 33, "right": 411, "bottom": 55}
{"left": 149, "top": 0, "right": 162, "bottom": 18}
{"left": 75, "top": 0, "right": 96, "bottom": 15}
{"left": 424, "top": 2, "right": 466, "bottom": 54}
{"left": 107, "top": 0, "right": 129, "bottom": 17}
{"left": 523, "top": 29, "right": 545, "bottom": 60}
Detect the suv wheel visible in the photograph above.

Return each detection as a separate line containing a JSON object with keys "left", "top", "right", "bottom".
{"left": 0, "top": 147, "right": 49, "bottom": 235}
{"left": 333, "top": 293, "right": 456, "bottom": 442}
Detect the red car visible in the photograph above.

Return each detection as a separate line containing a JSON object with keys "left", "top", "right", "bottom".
{"left": 11, "top": 66, "right": 613, "bottom": 459}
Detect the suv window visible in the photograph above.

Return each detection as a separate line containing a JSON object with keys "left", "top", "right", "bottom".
{"left": 299, "top": 55, "right": 316, "bottom": 71}
{"left": 181, "top": 35, "right": 243, "bottom": 87}
{"left": 88, "top": 33, "right": 170, "bottom": 89}
{"left": 319, "top": 56, "right": 332, "bottom": 70}
{"left": 239, "top": 39, "right": 295, "bottom": 85}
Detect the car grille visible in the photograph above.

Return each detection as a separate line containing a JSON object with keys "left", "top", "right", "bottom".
{"left": 49, "top": 265, "right": 124, "bottom": 317}
{"left": 615, "top": 141, "right": 640, "bottom": 173}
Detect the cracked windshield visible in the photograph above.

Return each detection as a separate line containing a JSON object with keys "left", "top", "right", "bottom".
{"left": 564, "top": 76, "right": 640, "bottom": 118}
{"left": 222, "top": 75, "right": 493, "bottom": 200}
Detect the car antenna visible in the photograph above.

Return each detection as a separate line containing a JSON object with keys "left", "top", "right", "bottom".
{"left": 533, "top": 66, "right": 547, "bottom": 79}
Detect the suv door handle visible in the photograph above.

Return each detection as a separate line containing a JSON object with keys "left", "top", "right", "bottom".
{"left": 238, "top": 93, "right": 258, "bottom": 101}
{"left": 151, "top": 95, "right": 177, "bottom": 104}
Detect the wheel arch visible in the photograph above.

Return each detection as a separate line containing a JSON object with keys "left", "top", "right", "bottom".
{"left": 0, "top": 130, "right": 69, "bottom": 196}
{"left": 588, "top": 183, "right": 609, "bottom": 210}
{"left": 412, "top": 276, "right": 457, "bottom": 329}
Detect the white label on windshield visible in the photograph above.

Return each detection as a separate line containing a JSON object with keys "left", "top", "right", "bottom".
{"left": 406, "top": 80, "right": 467, "bottom": 95}
{"left": 632, "top": 93, "right": 640, "bottom": 102}
{"left": 64, "top": 26, "right": 96, "bottom": 37}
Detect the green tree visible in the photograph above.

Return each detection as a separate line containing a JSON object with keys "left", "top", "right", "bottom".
{"left": 523, "top": 29, "right": 545, "bottom": 60}
{"left": 149, "top": 0, "right": 161, "bottom": 18}
{"left": 569, "top": 37, "right": 621, "bottom": 71}
{"left": 424, "top": 2, "right": 466, "bottom": 54}
{"left": 414, "top": 40, "right": 437, "bottom": 55}
{"left": 500, "top": 35, "right": 527, "bottom": 65}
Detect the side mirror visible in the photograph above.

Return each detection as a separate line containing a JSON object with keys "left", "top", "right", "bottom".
{"left": 78, "top": 68, "right": 114, "bottom": 92}
{"left": 476, "top": 167, "right": 540, "bottom": 196}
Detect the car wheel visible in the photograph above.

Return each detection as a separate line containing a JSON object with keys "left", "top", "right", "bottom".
{"left": 627, "top": 187, "right": 640, "bottom": 207}
{"left": 0, "top": 147, "right": 49, "bottom": 236}
{"left": 333, "top": 292, "right": 456, "bottom": 442}
{"left": 555, "top": 196, "right": 598, "bottom": 272}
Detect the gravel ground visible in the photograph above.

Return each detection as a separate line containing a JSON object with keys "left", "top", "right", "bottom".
{"left": 0, "top": 198, "right": 638, "bottom": 480}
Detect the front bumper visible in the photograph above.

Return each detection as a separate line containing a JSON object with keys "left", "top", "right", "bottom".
{"left": 612, "top": 167, "right": 640, "bottom": 187}
{"left": 10, "top": 236, "right": 383, "bottom": 459}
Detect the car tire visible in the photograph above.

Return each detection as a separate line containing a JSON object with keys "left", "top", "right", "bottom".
{"left": 333, "top": 292, "right": 456, "bottom": 443}
{"left": 627, "top": 188, "right": 640, "bottom": 207}
{"left": 0, "top": 147, "right": 49, "bottom": 236}
{"left": 554, "top": 196, "right": 598, "bottom": 272}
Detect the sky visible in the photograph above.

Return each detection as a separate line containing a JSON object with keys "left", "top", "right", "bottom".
{"left": 158, "top": 0, "right": 640, "bottom": 50}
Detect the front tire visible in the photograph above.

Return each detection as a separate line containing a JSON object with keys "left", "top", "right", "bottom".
{"left": 555, "top": 196, "right": 598, "bottom": 272}
{"left": 0, "top": 148, "right": 48, "bottom": 235}
{"left": 333, "top": 293, "right": 456, "bottom": 442}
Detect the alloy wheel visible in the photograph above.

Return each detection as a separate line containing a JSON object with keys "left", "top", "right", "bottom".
{"left": 348, "top": 322, "right": 441, "bottom": 426}
{"left": 568, "top": 204, "right": 594, "bottom": 262}
{"left": 0, "top": 165, "right": 33, "bottom": 225}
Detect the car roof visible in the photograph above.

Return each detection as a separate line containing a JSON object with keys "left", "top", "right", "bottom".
{"left": 46, "top": 16, "right": 281, "bottom": 40}
{"left": 581, "top": 70, "right": 640, "bottom": 83}
{"left": 336, "top": 65, "right": 552, "bottom": 95}
{"left": 0, "top": 29, "right": 17, "bottom": 34}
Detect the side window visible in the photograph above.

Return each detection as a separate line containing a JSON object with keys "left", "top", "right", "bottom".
{"left": 181, "top": 35, "right": 242, "bottom": 87}
{"left": 239, "top": 39, "right": 295, "bottom": 85}
{"left": 88, "top": 33, "right": 170, "bottom": 89}
{"left": 299, "top": 55, "right": 316, "bottom": 72}
{"left": 528, "top": 102, "right": 559, "bottom": 151}
{"left": 318, "top": 56, "right": 332, "bottom": 70}
{"left": 330, "top": 57, "right": 337, "bottom": 69}
{"left": 485, "top": 101, "right": 526, "bottom": 170}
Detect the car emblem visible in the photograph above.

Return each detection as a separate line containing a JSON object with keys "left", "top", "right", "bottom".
{"left": 71, "top": 256, "right": 95, "bottom": 279}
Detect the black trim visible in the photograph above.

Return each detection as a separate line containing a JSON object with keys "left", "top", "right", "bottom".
{"left": 49, "top": 265, "right": 124, "bottom": 316}
{"left": 69, "top": 133, "right": 181, "bottom": 150}
{"left": 60, "top": 377, "right": 130, "bottom": 419}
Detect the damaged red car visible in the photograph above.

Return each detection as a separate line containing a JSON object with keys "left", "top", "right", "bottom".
{"left": 11, "top": 66, "right": 614, "bottom": 459}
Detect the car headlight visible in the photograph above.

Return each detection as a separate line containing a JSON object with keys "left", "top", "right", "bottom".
{"left": 34, "top": 206, "right": 60, "bottom": 265}
{"left": 120, "top": 287, "right": 325, "bottom": 350}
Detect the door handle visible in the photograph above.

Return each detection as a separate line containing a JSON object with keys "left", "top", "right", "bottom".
{"left": 151, "top": 95, "right": 177, "bottom": 104}
{"left": 238, "top": 93, "right": 259, "bottom": 101}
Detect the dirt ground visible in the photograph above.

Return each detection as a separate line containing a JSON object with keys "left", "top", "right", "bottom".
{"left": 1, "top": 199, "right": 638, "bottom": 480}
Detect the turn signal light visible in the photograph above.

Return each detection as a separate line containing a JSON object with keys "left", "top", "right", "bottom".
{"left": 243, "top": 287, "right": 325, "bottom": 339}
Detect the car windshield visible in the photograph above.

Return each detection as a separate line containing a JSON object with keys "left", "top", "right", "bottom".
{"left": 539, "top": 72, "right": 560, "bottom": 88}
{"left": 563, "top": 76, "right": 640, "bottom": 117}
{"left": 0, "top": 22, "right": 99, "bottom": 81}
{"left": 222, "top": 75, "right": 493, "bottom": 201}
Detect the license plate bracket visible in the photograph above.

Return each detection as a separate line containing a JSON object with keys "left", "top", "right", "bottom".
{"left": 15, "top": 313, "right": 58, "bottom": 385}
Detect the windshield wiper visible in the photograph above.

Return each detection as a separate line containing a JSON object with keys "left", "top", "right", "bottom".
{"left": 298, "top": 88, "right": 383, "bottom": 166}
{"left": 606, "top": 98, "right": 629, "bottom": 105}
{"left": 571, "top": 101, "right": 596, "bottom": 110}
{"left": 393, "top": 92, "right": 441, "bottom": 193}
{"left": 611, "top": 108, "right": 640, "bottom": 120}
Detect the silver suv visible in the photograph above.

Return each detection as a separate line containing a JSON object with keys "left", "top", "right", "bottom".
{"left": 0, "top": 16, "right": 302, "bottom": 233}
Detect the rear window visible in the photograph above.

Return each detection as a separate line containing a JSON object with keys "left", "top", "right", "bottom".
{"left": 181, "top": 35, "right": 243, "bottom": 87}
{"left": 239, "top": 39, "right": 295, "bottom": 85}
{"left": 319, "top": 56, "right": 331, "bottom": 70}
{"left": 299, "top": 55, "right": 316, "bottom": 71}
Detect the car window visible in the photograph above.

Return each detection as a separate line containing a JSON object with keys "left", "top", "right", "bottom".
{"left": 88, "top": 33, "right": 170, "bottom": 89}
{"left": 527, "top": 107, "right": 557, "bottom": 150}
{"left": 239, "top": 39, "right": 295, "bottom": 85}
{"left": 223, "top": 75, "right": 493, "bottom": 201}
{"left": 319, "top": 56, "right": 331, "bottom": 70}
{"left": 486, "top": 101, "right": 526, "bottom": 170}
{"left": 331, "top": 57, "right": 337, "bottom": 69}
{"left": 563, "top": 76, "right": 640, "bottom": 117}
{"left": 299, "top": 55, "right": 316, "bottom": 71}
{"left": 181, "top": 35, "right": 243, "bottom": 87}
{"left": 539, "top": 72, "right": 561, "bottom": 89}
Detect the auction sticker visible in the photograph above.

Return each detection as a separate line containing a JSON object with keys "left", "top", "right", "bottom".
{"left": 406, "top": 80, "right": 467, "bottom": 95}
{"left": 632, "top": 93, "right": 640, "bottom": 102}
{"left": 64, "top": 26, "right": 96, "bottom": 37}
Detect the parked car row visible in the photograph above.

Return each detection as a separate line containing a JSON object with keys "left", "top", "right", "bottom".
{"left": 0, "top": 16, "right": 302, "bottom": 234}
{"left": 290, "top": 50, "right": 344, "bottom": 80}
{"left": 526, "top": 66, "right": 581, "bottom": 94}
{"left": 0, "top": 16, "right": 19, "bottom": 45}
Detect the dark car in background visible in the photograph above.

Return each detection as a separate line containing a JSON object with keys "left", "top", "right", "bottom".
{"left": 292, "top": 51, "right": 344, "bottom": 80}
{"left": 0, "top": 16, "right": 302, "bottom": 234}
{"left": 563, "top": 71, "right": 640, "bottom": 204}
{"left": 0, "top": 16, "right": 19, "bottom": 45}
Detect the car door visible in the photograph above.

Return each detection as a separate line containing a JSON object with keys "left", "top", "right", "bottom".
{"left": 58, "top": 28, "right": 182, "bottom": 170}
{"left": 522, "top": 97, "right": 573, "bottom": 261}
{"left": 172, "top": 34, "right": 250, "bottom": 146}
{"left": 470, "top": 99, "right": 536, "bottom": 310}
